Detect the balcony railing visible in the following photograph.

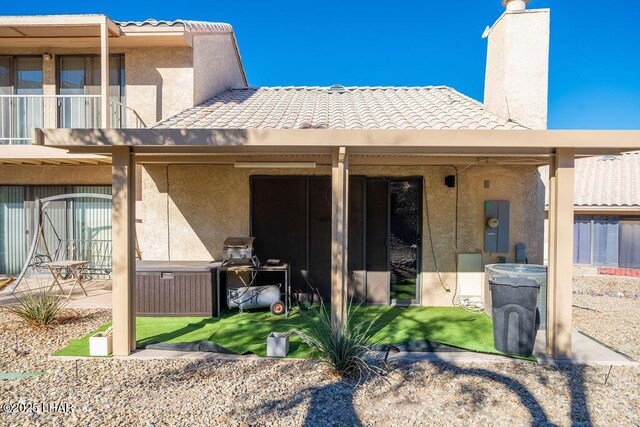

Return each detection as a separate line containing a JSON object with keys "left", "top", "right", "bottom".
{"left": 0, "top": 95, "right": 146, "bottom": 145}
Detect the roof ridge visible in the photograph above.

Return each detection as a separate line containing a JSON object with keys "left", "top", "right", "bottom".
{"left": 117, "top": 19, "right": 234, "bottom": 33}
{"left": 238, "top": 85, "right": 452, "bottom": 91}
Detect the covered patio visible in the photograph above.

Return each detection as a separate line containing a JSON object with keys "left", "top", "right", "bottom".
{"left": 39, "top": 127, "right": 640, "bottom": 360}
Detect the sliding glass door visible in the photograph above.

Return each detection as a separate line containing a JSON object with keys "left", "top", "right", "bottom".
{"left": 0, "top": 56, "right": 43, "bottom": 144}
{"left": 250, "top": 176, "right": 421, "bottom": 306}
{"left": 58, "top": 55, "right": 125, "bottom": 128}
{"left": 366, "top": 178, "right": 422, "bottom": 305}
{"left": 0, "top": 186, "right": 112, "bottom": 275}
{"left": 389, "top": 180, "right": 421, "bottom": 304}
{"left": 250, "top": 176, "right": 366, "bottom": 304}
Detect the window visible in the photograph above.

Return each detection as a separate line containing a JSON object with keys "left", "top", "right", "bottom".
{"left": 0, "top": 56, "right": 43, "bottom": 95}
{"left": 573, "top": 215, "right": 592, "bottom": 264}
{"left": 620, "top": 217, "right": 640, "bottom": 269}
{"left": 592, "top": 216, "right": 619, "bottom": 266}
{"left": 571, "top": 215, "right": 640, "bottom": 268}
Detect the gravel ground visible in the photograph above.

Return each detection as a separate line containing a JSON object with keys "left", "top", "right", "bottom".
{"left": 573, "top": 273, "right": 640, "bottom": 361}
{"left": 0, "top": 275, "right": 639, "bottom": 426}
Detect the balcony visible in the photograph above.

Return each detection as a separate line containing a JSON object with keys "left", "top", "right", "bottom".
{"left": 0, "top": 95, "right": 146, "bottom": 145}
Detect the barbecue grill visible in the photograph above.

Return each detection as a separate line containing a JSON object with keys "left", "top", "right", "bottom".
{"left": 222, "top": 237, "right": 258, "bottom": 267}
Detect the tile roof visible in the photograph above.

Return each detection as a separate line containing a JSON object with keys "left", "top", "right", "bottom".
{"left": 153, "top": 86, "right": 530, "bottom": 130}
{"left": 116, "top": 19, "right": 234, "bottom": 34}
{"left": 540, "top": 152, "right": 640, "bottom": 208}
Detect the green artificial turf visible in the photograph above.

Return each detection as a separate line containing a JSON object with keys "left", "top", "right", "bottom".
{"left": 53, "top": 306, "right": 534, "bottom": 361}
{"left": 391, "top": 279, "right": 417, "bottom": 300}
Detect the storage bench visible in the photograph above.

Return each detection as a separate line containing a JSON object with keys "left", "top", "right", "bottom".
{"left": 136, "top": 261, "right": 220, "bottom": 317}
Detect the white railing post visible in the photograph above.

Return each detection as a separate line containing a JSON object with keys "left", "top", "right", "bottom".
{"left": 0, "top": 95, "right": 145, "bottom": 144}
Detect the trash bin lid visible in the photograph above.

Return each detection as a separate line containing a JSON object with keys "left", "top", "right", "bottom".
{"left": 485, "top": 264, "right": 547, "bottom": 277}
{"left": 489, "top": 277, "right": 540, "bottom": 288}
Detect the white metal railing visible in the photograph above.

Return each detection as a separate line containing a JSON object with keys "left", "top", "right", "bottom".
{"left": 0, "top": 94, "right": 146, "bottom": 145}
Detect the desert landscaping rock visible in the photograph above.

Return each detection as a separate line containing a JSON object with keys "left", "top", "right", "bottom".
{"left": 573, "top": 274, "right": 640, "bottom": 361}
{"left": 1, "top": 275, "right": 639, "bottom": 426}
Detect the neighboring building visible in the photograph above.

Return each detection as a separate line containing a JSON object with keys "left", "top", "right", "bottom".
{"left": 0, "top": 15, "right": 246, "bottom": 274}
{"left": 1, "top": 2, "right": 638, "bottom": 358}
{"left": 541, "top": 152, "right": 640, "bottom": 269}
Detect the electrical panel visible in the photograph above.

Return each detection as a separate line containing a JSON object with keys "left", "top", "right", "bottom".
{"left": 484, "top": 200, "right": 510, "bottom": 253}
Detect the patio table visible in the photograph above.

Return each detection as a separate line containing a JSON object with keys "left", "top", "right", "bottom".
{"left": 43, "top": 260, "right": 89, "bottom": 300}
{"left": 216, "top": 263, "right": 290, "bottom": 317}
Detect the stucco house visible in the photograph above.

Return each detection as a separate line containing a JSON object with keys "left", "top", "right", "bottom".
{"left": 1, "top": 1, "right": 639, "bottom": 360}
{"left": 541, "top": 153, "right": 640, "bottom": 270}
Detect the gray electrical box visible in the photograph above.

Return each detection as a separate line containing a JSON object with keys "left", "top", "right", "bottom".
{"left": 484, "top": 200, "right": 510, "bottom": 253}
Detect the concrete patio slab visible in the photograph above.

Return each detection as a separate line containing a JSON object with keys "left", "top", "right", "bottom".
{"left": 387, "top": 330, "right": 637, "bottom": 366}
{"left": 0, "top": 280, "right": 112, "bottom": 309}
{"left": 49, "top": 329, "right": 636, "bottom": 366}
{"left": 533, "top": 330, "right": 636, "bottom": 366}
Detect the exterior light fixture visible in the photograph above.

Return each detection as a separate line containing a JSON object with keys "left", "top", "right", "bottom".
{"left": 234, "top": 162, "right": 317, "bottom": 169}
{"left": 43, "top": 53, "right": 52, "bottom": 61}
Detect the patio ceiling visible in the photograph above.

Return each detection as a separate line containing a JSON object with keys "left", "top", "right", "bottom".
{"left": 0, "top": 15, "right": 120, "bottom": 38}
{"left": 0, "top": 15, "right": 205, "bottom": 48}
{"left": 0, "top": 15, "right": 122, "bottom": 50}
{"left": 0, "top": 145, "right": 110, "bottom": 165}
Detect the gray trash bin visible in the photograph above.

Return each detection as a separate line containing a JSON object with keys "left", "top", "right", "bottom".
{"left": 488, "top": 274, "right": 541, "bottom": 357}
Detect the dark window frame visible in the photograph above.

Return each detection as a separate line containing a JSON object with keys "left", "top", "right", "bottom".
{"left": 0, "top": 55, "right": 44, "bottom": 94}
{"left": 55, "top": 54, "right": 126, "bottom": 99}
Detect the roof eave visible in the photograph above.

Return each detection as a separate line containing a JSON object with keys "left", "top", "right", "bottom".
{"left": 38, "top": 128, "right": 640, "bottom": 158}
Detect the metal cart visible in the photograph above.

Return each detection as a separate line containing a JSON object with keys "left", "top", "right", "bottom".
{"left": 215, "top": 263, "right": 291, "bottom": 317}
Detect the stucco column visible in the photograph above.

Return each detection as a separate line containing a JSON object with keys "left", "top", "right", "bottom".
{"left": 546, "top": 148, "right": 575, "bottom": 359}
{"left": 331, "top": 147, "right": 349, "bottom": 332}
{"left": 112, "top": 146, "right": 136, "bottom": 355}
{"left": 546, "top": 154, "right": 557, "bottom": 355}
{"left": 100, "top": 18, "right": 110, "bottom": 129}
{"left": 42, "top": 54, "right": 57, "bottom": 129}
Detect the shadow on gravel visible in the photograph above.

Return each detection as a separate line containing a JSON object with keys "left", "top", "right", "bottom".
{"left": 400, "top": 356, "right": 594, "bottom": 426}
{"left": 247, "top": 355, "right": 595, "bottom": 426}
{"left": 565, "top": 364, "right": 593, "bottom": 426}
{"left": 251, "top": 381, "right": 362, "bottom": 427}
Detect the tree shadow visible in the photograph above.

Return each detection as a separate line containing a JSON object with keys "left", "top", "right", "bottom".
{"left": 251, "top": 380, "right": 363, "bottom": 427}
{"left": 246, "top": 353, "right": 594, "bottom": 426}
{"left": 562, "top": 363, "right": 593, "bottom": 426}
{"left": 142, "top": 307, "right": 593, "bottom": 426}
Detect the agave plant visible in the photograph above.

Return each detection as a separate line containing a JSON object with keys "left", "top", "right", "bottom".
{"left": 5, "top": 289, "right": 68, "bottom": 328}
{"left": 295, "top": 302, "right": 386, "bottom": 381}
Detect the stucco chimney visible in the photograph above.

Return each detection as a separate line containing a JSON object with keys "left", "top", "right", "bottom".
{"left": 503, "top": 0, "right": 529, "bottom": 11}
{"left": 484, "top": 2, "right": 550, "bottom": 129}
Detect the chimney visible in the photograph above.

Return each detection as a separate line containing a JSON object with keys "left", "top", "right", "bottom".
{"left": 484, "top": 1, "right": 550, "bottom": 129}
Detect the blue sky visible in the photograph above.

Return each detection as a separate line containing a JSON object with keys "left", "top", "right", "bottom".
{"left": 3, "top": 1, "right": 639, "bottom": 129}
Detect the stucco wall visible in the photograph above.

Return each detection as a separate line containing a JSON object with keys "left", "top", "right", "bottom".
{"left": 125, "top": 47, "right": 194, "bottom": 125}
{"left": 192, "top": 34, "right": 246, "bottom": 106}
{"left": 140, "top": 163, "right": 545, "bottom": 307}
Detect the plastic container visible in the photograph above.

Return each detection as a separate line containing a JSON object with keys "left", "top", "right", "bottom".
{"left": 486, "top": 264, "right": 547, "bottom": 357}
{"left": 267, "top": 332, "right": 289, "bottom": 357}
{"left": 89, "top": 327, "right": 113, "bottom": 357}
{"left": 486, "top": 263, "right": 548, "bottom": 329}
